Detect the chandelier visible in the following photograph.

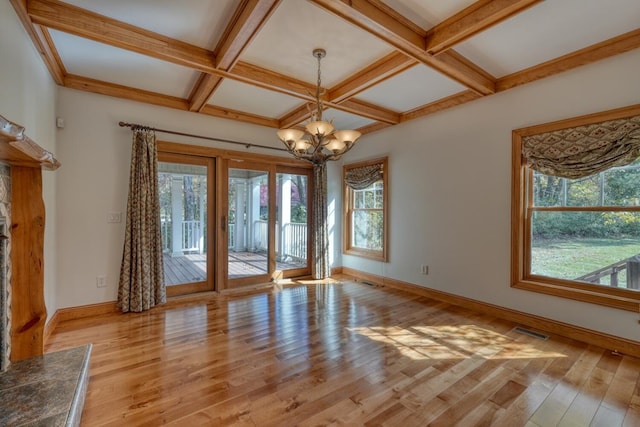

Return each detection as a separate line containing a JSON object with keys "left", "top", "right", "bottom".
{"left": 277, "top": 49, "right": 362, "bottom": 164}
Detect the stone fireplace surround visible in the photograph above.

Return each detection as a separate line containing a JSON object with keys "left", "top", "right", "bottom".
{"left": 0, "top": 163, "right": 10, "bottom": 373}
{"left": 0, "top": 116, "right": 90, "bottom": 425}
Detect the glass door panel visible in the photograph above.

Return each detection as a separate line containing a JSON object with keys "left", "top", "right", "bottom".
{"left": 228, "top": 168, "right": 270, "bottom": 281}
{"left": 158, "top": 156, "right": 211, "bottom": 295}
{"left": 276, "top": 171, "right": 310, "bottom": 276}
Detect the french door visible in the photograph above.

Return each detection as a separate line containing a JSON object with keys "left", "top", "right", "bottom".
{"left": 158, "top": 153, "right": 215, "bottom": 296}
{"left": 158, "top": 143, "right": 311, "bottom": 294}
{"left": 225, "top": 162, "right": 311, "bottom": 289}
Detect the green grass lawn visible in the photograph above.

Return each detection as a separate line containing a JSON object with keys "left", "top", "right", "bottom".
{"left": 531, "top": 237, "right": 640, "bottom": 282}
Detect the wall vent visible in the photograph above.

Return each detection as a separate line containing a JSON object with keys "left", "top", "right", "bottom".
{"left": 513, "top": 326, "right": 549, "bottom": 340}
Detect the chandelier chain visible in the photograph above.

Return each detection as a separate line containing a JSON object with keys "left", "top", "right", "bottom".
{"left": 317, "top": 52, "right": 321, "bottom": 100}
{"left": 315, "top": 50, "right": 323, "bottom": 121}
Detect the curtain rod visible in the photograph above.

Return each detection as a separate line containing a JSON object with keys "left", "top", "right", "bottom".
{"left": 118, "top": 121, "right": 286, "bottom": 152}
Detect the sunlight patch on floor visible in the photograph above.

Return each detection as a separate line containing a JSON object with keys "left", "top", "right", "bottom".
{"left": 349, "top": 324, "right": 567, "bottom": 360}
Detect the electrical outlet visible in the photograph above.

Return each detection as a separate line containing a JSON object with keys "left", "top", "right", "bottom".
{"left": 96, "top": 276, "right": 107, "bottom": 288}
{"left": 421, "top": 265, "right": 429, "bottom": 275}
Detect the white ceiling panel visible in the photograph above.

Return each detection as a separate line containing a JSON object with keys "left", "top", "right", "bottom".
{"left": 357, "top": 65, "right": 467, "bottom": 112}
{"left": 50, "top": 30, "right": 199, "bottom": 99}
{"left": 208, "top": 80, "right": 303, "bottom": 118}
{"left": 381, "top": 0, "right": 477, "bottom": 29}
{"left": 240, "top": 0, "right": 395, "bottom": 87}
{"left": 61, "top": 0, "right": 236, "bottom": 49}
{"left": 455, "top": 0, "right": 640, "bottom": 77}
{"left": 318, "top": 109, "right": 375, "bottom": 131}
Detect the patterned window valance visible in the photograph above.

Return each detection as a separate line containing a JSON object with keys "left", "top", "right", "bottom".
{"left": 522, "top": 115, "right": 640, "bottom": 179}
{"left": 345, "top": 162, "right": 384, "bottom": 190}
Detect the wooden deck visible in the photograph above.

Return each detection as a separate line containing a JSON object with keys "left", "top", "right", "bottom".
{"left": 163, "top": 252, "right": 306, "bottom": 285}
{"left": 45, "top": 278, "right": 640, "bottom": 426}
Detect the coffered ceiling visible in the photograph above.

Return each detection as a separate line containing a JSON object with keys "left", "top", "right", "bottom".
{"left": 10, "top": 0, "right": 640, "bottom": 136}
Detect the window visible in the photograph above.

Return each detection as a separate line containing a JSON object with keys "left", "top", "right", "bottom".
{"left": 512, "top": 105, "right": 640, "bottom": 311}
{"left": 343, "top": 158, "right": 388, "bottom": 261}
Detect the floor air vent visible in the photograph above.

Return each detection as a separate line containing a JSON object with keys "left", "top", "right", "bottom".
{"left": 513, "top": 327, "right": 549, "bottom": 340}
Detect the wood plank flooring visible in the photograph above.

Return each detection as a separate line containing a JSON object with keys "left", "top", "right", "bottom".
{"left": 45, "top": 278, "right": 640, "bottom": 426}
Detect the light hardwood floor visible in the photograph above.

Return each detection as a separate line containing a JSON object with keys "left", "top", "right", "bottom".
{"left": 46, "top": 278, "right": 640, "bottom": 426}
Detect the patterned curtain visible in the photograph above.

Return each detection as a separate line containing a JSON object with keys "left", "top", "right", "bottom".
{"left": 117, "top": 128, "right": 166, "bottom": 313}
{"left": 312, "top": 163, "right": 330, "bottom": 279}
{"left": 345, "top": 162, "right": 383, "bottom": 189}
{"left": 522, "top": 115, "right": 640, "bottom": 179}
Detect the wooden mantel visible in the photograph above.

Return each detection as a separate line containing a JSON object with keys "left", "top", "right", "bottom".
{"left": 0, "top": 115, "right": 60, "bottom": 362}
{"left": 0, "top": 116, "right": 60, "bottom": 170}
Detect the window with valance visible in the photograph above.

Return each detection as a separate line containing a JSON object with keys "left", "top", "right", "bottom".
{"left": 343, "top": 158, "right": 388, "bottom": 261}
{"left": 512, "top": 105, "right": 640, "bottom": 311}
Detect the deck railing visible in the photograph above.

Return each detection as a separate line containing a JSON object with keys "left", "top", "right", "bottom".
{"left": 250, "top": 220, "right": 307, "bottom": 261}
{"left": 576, "top": 253, "right": 640, "bottom": 289}
{"left": 228, "top": 223, "right": 235, "bottom": 249}
{"left": 181, "top": 220, "right": 201, "bottom": 252}
{"left": 161, "top": 220, "right": 203, "bottom": 254}
{"left": 163, "top": 219, "right": 307, "bottom": 261}
{"left": 282, "top": 222, "right": 307, "bottom": 261}
{"left": 161, "top": 220, "right": 171, "bottom": 252}
{"left": 254, "top": 220, "right": 269, "bottom": 252}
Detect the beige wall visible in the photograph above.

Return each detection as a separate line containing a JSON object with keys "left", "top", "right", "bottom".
{"left": 342, "top": 49, "right": 640, "bottom": 341}
{"left": 0, "top": 1, "right": 58, "bottom": 320}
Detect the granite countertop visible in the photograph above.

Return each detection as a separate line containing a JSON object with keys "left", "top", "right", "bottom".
{"left": 0, "top": 344, "right": 92, "bottom": 427}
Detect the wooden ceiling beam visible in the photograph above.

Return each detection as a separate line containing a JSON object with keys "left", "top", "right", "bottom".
{"left": 64, "top": 75, "right": 279, "bottom": 128}
{"left": 337, "top": 99, "right": 400, "bottom": 124}
{"left": 22, "top": 0, "right": 639, "bottom": 137}
{"left": 188, "top": 74, "right": 225, "bottom": 113}
{"left": 401, "top": 90, "right": 482, "bottom": 122}
{"left": 308, "top": 0, "right": 496, "bottom": 95}
{"left": 10, "top": 0, "right": 65, "bottom": 85}
{"left": 230, "top": 61, "right": 317, "bottom": 100}
{"left": 189, "top": 0, "right": 280, "bottom": 112}
{"left": 357, "top": 121, "right": 393, "bottom": 135}
{"left": 199, "top": 105, "right": 280, "bottom": 128}
{"left": 398, "top": 28, "right": 640, "bottom": 123}
{"left": 278, "top": 96, "right": 400, "bottom": 129}
{"left": 496, "top": 28, "right": 640, "bottom": 92}
{"left": 64, "top": 75, "right": 190, "bottom": 110}
{"left": 279, "top": 104, "right": 314, "bottom": 129}
{"left": 23, "top": 0, "right": 416, "bottom": 123}
{"left": 425, "top": 0, "right": 543, "bottom": 55}
{"left": 27, "top": 0, "right": 218, "bottom": 73}
{"left": 26, "top": 0, "right": 319, "bottom": 101}
{"left": 215, "top": 0, "right": 280, "bottom": 71}
{"left": 329, "top": 52, "right": 417, "bottom": 103}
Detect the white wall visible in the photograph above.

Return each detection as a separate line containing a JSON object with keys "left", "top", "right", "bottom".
{"left": 0, "top": 1, "right": 58, "bottom": 320}
{"left": 55, "top": 88, "right": 320, "bottom": 307}
{"left": 342, "top": 49, "right": 640, "bottom": 341}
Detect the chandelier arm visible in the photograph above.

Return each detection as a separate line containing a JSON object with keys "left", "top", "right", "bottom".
{"left": 277, "top": 48, "right": 361, "bottom": 165}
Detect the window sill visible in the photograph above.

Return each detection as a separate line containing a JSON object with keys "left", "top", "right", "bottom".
{"left": 344, "top": 248, "right": 387, "bottom": 262}
{"left": 512, "top": 277, "right": 640, "bottom": 312}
